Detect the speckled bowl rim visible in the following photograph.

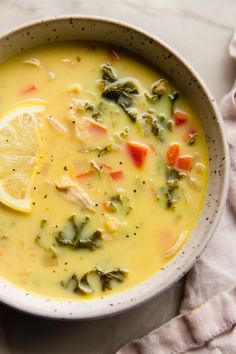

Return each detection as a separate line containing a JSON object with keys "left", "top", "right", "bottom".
{"left": 0, "top": 15, "right": 229, "bottom": 320}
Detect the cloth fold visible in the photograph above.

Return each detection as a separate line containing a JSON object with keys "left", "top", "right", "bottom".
{"left": 117, "top": 31, "right": 236, "bottom": 354}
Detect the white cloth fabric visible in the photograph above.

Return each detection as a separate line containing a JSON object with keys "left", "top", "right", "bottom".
{"left": 117, "top": 31, "right": 236, "bottom": 354}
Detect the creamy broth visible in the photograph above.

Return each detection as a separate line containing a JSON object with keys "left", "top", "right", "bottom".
{"left": 0, "top": 42, "right": 208, "bottom": 299}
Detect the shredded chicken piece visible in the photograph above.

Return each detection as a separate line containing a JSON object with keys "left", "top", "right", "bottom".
{"left": 164, "top": 230, "right": 188, "bottom": 259}
{"left": 22, "top": 57, "right": 40, "bottom": 67}
{"left": 55, "top": 177, "right": 96, "bottom": 211}
{"left": 47, "top": 115, "right": 67, "bottom": 133}
{"left": 62, "top": 58, "right": 74, "bottom": 64}
{"left": 73, "top": 118, "right": 90, "bottom": 142}
{"left": 48, "top": 71, "right": 56, "bottom": 80}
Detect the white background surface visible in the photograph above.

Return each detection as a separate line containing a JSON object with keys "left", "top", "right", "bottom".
{"left": 0, "top": 1, "right": 235, "bottom": 353}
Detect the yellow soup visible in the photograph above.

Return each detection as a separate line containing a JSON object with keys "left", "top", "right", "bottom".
{"left": 0, "top": 42, "right": 208, "bottom": 299}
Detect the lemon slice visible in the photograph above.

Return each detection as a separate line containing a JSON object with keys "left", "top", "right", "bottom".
{"left": 0, "top": 99, "right": 46, "bottom": 212}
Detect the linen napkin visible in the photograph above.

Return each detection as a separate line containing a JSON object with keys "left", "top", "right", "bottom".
{"left": 117, "top": 31, "right": 236, "bottom": 354}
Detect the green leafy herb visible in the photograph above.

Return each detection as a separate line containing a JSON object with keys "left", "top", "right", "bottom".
{"left": 168, "top": 91, "right": 180, "bottom": 103}
{"left": 164, "top": 166, "right": 186, "bottom": 209}
{"left": 113, "top": 127, "right": 129, "bottom": 143}
{"left": 40, "top": 219, "right": 47, "bottom": 228}
{"left": 91, "top": 100, "right": 107, "bottom": 122}
{"left": 166, "top": 165, "right": 186, "bottom": 182}
{"left": 90, "top": 160, "right": 100, "bottom": 176}
{"left": 101, "top": 63, "right": 118, "bottom": 84}
{"left": 61, "top": 274, "right": 79, "bottom": 292}
{"left": 144, "top": 79, "right": 169, "bottom": 103}
{"left": 56, "top": 215, "right": 102, "bottom": 251}
{"left": 121, "top": 106, "right": 138, "bottom": 122}
{"left": 109, "top": 194, "right": 132, "bottom": 215}
{"left": 105, "top": 201, "right": 118, "bottom": 213}
{"left": 56, "top": 215, "right": 89, "bottom": 247}
{"left": 110, "top": 193, "right": 123, "bottom": 204}
{"left": 61, "top": 273, "right": 94, "bottom": 295}
{"left": 48, "top": 246, "right": 57, "bottom": 259}
{"left": 78, "top": 273, "right": 94, "bottom": 295}
{"left": 142, "top": 113, "right": 164, "bottom": 140}
{"left": 95, "top": 266, "right": 128, "bottom": 291}
{"left": 83, "top": 101, "right": 95, "bottom": 111}
{"left": 35, "top": 237, "right": 58, "bottom": 259}
{"left": 152, "top": 79, "right": 169, "bottom": 95}
{"left": 61, "top": 266, "right": 128, "bottom": 295}
{"left": 101, "top": 72, "right": 140, "bottom": 122}
{"left": 91, "top": 111, "right": 102, "bottom": 121}
{"left": 168, "top": 91, "right": 180, "bottom": 113}
{"left": 78, "top": 230, "right": 102, "bottom": 251}
{"left": 165, "top": 189, "right": 178, "bottom": 209}
{"left": 35, "top": 220, "right": 57, "bottom": 259}
{"left": 151, "top": 119, "right": 162, "bottom": 137}
{"left": 93, "top": 144, "right": 114, "bottom": 156}
{"left": 144, "top": 91, "right": 158, "bottom": 103}
{"left": 102, "top": 78, "right": 140, "bottom": 101}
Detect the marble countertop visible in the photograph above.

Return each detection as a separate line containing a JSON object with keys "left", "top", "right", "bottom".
{"left": 0, "top": 1, "right": 235, "bottom": 353}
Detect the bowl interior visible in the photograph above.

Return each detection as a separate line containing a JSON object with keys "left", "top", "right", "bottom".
{"left": 0, "top": 16, "right": 229, "bottom": 319}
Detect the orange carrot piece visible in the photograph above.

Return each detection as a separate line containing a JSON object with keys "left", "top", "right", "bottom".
{"left": 177, "top": 155, "right": 193, "bottom": 171}
{"left": 184, "top": 128, "right": 198, "bottom": 144}
{"left": 103, "top": 200, "right": 118, "bottom": 213}
{"left": 127, "top": 141, "right": 149, "bottom": 168}
{"left": 21, "top": 84, "right": 37, "bottom": 95}
{"left": 174, "top": 111, "right": 189, "bottom": 126}
{"left": 110, "top": 170, "right": 124, "bottom": 180}
{"left": 167, "top": 143, "right": 180, "bottom": 166}
{"left": 76, "top": 170, "right": 96, "bottom": 179}
{"left": 85, "top": 118, "right": 107, "bottom": 135}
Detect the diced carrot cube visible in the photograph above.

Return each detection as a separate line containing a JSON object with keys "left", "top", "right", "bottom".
{"left": 167, "top": 143, "right": 180, "bottom": 166}
{"left": 110, "top": 170, "right": 124, "bottom": 180}
{"left": 174, "top": 111, "right": 189, "bottom": 126}
{"left": 177, "top": 155, "right": 193, "bottom": 171}
{"left": 127, "top": 141, "right": 149, "bottom": 168}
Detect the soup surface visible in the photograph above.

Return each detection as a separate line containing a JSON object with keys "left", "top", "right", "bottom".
{"left": 0, "top": 42, "right": 208, "bottom": 299}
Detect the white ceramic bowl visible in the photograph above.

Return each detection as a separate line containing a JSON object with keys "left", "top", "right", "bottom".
{"left": 0, "top": 16, "right": 229, "bottom": 319}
